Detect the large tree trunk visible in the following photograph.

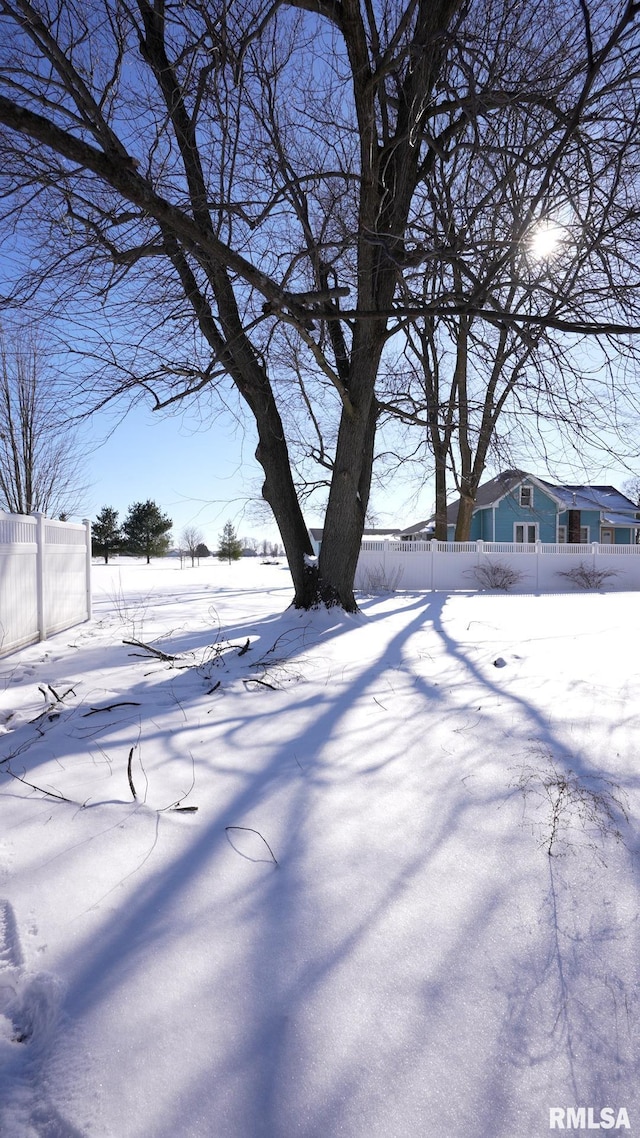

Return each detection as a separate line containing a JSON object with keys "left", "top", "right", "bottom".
{"left": 318, "top": 395, "right": 378, "bottom": 611}
{"left": 317, "top": 319, "right": 386, "bottom": 610}
{"left": 454, "top": 495, "right": 476, "bottom": 541}
{"left": 254, "top": 416, "right": 318, "bottom": 609}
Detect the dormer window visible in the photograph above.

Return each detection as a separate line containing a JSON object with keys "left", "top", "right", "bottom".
{"left": 519, "top": 485, "right": 533, "bottom": 507}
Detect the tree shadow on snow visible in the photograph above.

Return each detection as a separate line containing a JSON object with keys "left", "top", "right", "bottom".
{"left": 2, "top": 588, "right": 640, "bottom": 1137}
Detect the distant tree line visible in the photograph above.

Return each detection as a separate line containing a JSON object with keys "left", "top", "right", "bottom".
{"left": 180, "top": 520, "right": 283, "bottom": 564}
{"left": 219, "top": 526, "right": 284, "bottom": 561}
{"left": 93, "top": 507, "right": 283, "bottom": 565}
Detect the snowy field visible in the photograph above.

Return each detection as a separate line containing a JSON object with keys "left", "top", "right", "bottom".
{"left": 1, "top": 558, "right": 639, "bottom": 1138}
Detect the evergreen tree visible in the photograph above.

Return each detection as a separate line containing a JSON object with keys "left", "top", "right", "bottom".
{"left": 195, "top": 542, "right": 211, "bottom": 559}
{"left": 123, "top": 500, "right": 172, "bottom": 564}
{"left": 92, "top": 506, "right": 123, "bottom": 564}
{"left": 217, "top": 521, "right": 243, "bottom": 564}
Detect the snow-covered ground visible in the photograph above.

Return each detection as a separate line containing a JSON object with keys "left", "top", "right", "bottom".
{"left": 1, "top": 558, "right": 639, "bottom": 1138}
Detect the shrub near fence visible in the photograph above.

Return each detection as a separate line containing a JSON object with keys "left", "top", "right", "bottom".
{"left": 0, "top": 512, "right": 92, "bottom": 657}
{"left": 355, "top": 539, "right": 640, "bottom": 593}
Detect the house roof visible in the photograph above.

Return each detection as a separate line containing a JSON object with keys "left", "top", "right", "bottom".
{"left": 309, "top": 527, "right": 402, "bottom": 542}
{"left": 397, "top": 520, "right": 434, "bottom": 536}
{"left": 537, "top": 480, "right": 640, "bottom": 524}
{"left": 442, "top": 469, "right": 531, "bottom": 525}
{"left": 420, "top": 471, "right": 640, "bottom": 529}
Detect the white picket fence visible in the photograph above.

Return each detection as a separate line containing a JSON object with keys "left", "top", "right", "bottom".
{"left": 355, "top": 539, "right": 640, "bottom": 593}
{"left": 0, "top": 512, "right": 92, "bottom": 657}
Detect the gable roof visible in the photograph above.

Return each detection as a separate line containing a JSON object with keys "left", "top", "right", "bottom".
{"left": 444, "top": 469, "right": 539, "bottom": 524}
{"left": 422, "top": 471, "right": 640, "bottom": 529}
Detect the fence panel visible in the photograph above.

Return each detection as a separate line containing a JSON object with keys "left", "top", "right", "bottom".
{"left": 355, "top": 540, "right": 640, "bottom": 594}
{"left": 0, "top": 515, "right": 39, "bottom": 655}
{"left": 0, "top": 512, "right": 92, "bottom": 657}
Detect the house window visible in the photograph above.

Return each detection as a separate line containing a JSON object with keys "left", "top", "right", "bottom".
{"left": 519, "top": 485, "right": 533, "bottom": 507}
{"left": 559, "top": 525, "right": 590, "bottom": 543}
{"left": 514, "top": 523, "right": 538, "bottom": 543}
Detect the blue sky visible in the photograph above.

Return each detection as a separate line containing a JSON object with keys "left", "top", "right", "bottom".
{"left": 82, "top": 401, "right": 279, "bottom": 549}
{"left": 79, "top": 398, "right": 441, "bottom": 549}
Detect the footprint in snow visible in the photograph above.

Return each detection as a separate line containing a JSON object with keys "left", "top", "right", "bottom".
{"left": 0, "top": 898, "right": 23, "bottom": 972}
{"left": 0, "top": 898, "right": 76, "bottom": 1136}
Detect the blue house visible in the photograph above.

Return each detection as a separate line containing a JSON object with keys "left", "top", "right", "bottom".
{"left": 409, "top": 470, "right": 640, "bottom": 544}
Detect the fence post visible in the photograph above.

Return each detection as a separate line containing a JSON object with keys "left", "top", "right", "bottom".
{"left": 430, "top": 538, "right": 436, "bottom": 591}
{"left": 84, "top": 518, "right": 93, "bottom": 621}
{"left": 34, "top": 512, "right": 46, "bottom": 641}
{"left": 535, "top": 540, "right": 541, "bottom": 591}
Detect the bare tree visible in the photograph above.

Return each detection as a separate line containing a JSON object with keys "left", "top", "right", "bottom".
{"left": 0, "top": 1, "right": 639, "bottom": 599}
{"left": 181, "top": 525, "right": 204, "bottom": 567}
{"left": 0, "top": 325, "right": 85, "bottom": 518}
{"left": 380, "top": 3, "right": 640, "bottom": 538}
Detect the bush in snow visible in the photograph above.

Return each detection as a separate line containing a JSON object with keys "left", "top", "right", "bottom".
{"left": 473, "top": 560, "right": 525, "bottom": 591}
{"left": 358, "top": 563, "right": 404, "bottom": 594}
{"left": 556, "top": 561, "right": 619, "bottom": 590}
{"left": 510, "top": 756, "right": 629, "bottom": 861}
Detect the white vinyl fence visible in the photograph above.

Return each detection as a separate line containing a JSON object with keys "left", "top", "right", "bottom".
{"left": 355, "top": 539, "right": 640, "bottom": 594}
{"left": 0, "top": 512, "right": 92, "bottom": 658}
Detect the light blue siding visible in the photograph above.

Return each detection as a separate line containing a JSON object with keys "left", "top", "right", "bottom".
{"left": 492, "top": 482, "right": 558, "bottom": 542}
{"left": 558, "top": 509, "right": 633, "bottom": 543}
{"left": 443, "top": 474, "right": 639, "bottom": 545}
{"left": 611, "top": 530, "right": 633, "bottom": 544}
{"left": 447, "top": 518, "right": 484, "bottom": 539}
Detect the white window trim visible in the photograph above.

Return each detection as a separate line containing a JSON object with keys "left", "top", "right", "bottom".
{"left": 514, "top": 522, "right": 539, "bottom": 543}
{"left": 519, "top": 485, "right": 533, "bottom": 507}
{"left": 559, "top": 524, "right": 590, "bottom": 543}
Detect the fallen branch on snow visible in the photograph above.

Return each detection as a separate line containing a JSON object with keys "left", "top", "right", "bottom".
{"left": 82, "top": 701, "right": 142, "bottom": 717}
{"left": 123, "top": 638, "right": 180, "bottom": 661}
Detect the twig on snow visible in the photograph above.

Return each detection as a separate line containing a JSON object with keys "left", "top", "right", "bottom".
{"left": 30, "top": 682, "right": 77, "bottom": 724}
{"left": 127, "top": 746, "right": 137, "bottom": 800}
{"left": 225, "top": 825, "right": 279, "bottom": 865}
{"left": 3, "top": 765, "right": 72, "bottom": 803}
{"left": 261, "top": 622, "right": 311, "bottom": 660}
{"left": 161, "top": 752, "right": 198, "bottom": 813}
{"left": 47, "top": 683, "right": 76, "bottom": 702}
{"left": 82, "top": 701, "right": 142, "bottom": 717}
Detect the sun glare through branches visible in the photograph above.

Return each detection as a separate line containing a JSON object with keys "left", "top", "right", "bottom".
{"left": 530, "top": 221, "right": 564, "bottom": 260}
